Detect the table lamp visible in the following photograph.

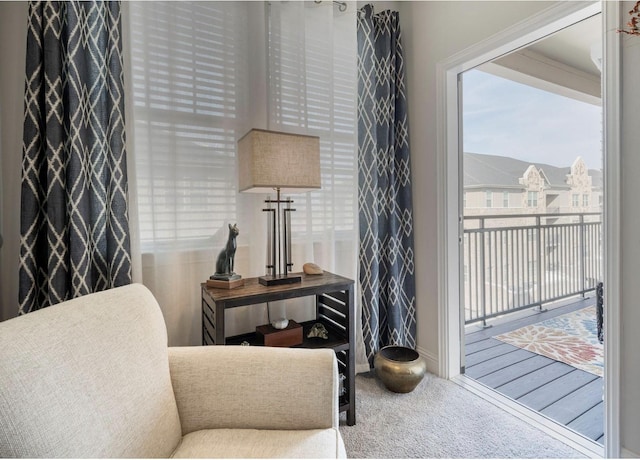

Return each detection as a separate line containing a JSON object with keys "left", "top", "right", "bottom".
{"left": 238, "top": 129, "right": 321, "bottom": 286}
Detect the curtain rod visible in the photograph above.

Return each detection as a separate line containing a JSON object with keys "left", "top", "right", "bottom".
{"left": 314, "top": 1, "right": 347, "bottom": 12}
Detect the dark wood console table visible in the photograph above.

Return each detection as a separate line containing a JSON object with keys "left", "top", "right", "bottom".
{"left": 201, "top": 271, "right": 356, "bottom": 425}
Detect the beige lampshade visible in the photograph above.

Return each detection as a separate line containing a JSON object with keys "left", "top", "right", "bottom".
{"left": 238, "top": 129, "right": 321, "bottom": 194}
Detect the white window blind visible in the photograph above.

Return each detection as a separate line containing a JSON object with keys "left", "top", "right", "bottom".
{"left": 267, "top": 2, "right": 358, "bottom": 240}
{"left": 129, "top": 2, "right": 250, "bottom": 252}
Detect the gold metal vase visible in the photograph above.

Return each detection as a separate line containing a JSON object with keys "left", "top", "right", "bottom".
{"left": 374, "top": 345, "right": 427, "bottom": 393}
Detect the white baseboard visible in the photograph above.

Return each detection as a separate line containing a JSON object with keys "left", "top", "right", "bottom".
{"left": 622, "top": 447, "right": 640, "bottom": 458}
{"left": 417, "top": 346, "right": 439, "bottom": 375}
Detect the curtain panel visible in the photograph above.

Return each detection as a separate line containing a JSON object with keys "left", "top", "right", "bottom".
{"left": 266, "top": 1, "right": 359, "bottom": 286}
{"left": 19, "top": 0, "right": 131, "bottom": 314}
{"left": 267, "top": 1, "right": 369, "bottom": 371}
{"left": 126, "top": 1, "right": 256, "bottom": 346}
{"left": 125, "top": 1, "right": 365, "bottom": 353}
{"left": 357, "top": 4, "right": 417, "bottom": 365}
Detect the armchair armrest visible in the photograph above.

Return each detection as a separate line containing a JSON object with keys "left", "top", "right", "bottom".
{"left": 168, "top": 346, "right": 339, "bottom": 435}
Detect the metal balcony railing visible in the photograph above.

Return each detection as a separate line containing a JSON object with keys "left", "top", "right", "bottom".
{"left": 463, "top": 212, "right": 602, "bottom": 325}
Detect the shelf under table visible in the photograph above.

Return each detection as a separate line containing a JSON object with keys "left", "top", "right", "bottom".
{"left": 225, "top": 318, "right": 349, "bottom": 352}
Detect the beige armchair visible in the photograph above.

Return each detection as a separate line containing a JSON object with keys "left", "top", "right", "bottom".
{"left": 0, "top": 284, "right": 346, "bottom": 458}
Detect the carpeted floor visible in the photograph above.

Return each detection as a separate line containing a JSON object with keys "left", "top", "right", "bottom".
{"left": 495, "top": 306, "right": 603, "bottom": 377}
{"left": 339, "top": 372, "right": 586, "bottom": 458}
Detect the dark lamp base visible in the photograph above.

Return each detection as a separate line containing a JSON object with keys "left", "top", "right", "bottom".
{"left": 259, "top": 274, "right": 302, "bottom": 286}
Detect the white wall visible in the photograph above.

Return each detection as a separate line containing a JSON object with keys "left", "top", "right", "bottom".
{"left": 619, "top": 2, "right": 640, "bottom": 455}
{"left": 0, "top": 2, "right": 28, "bottom": 322}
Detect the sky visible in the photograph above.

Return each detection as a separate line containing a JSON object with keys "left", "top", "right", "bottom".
{"left": 462, "top": 69, "right": 602, "bottom": 170}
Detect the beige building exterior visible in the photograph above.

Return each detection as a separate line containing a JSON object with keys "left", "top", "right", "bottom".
{"left": 464, "top": 153, "right": 602, "bottom": 218}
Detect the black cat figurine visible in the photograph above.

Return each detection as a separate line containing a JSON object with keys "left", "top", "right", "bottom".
{"left": 213, "top": 223, "right": 239, "bottom": 280}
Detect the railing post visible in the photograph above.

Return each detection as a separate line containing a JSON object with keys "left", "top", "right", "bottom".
{"left": 536, "top": 215, "right": 543, "bottom": 310}
{"left": 479, "top": 217, "right": 487, "bottom": 327}
{"left": 579, "top": 213, "right": 585, "bottom": 297}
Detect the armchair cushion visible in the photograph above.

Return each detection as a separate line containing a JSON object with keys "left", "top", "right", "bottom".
{"left": 168, "top": 346, "right": 339, "bottom": 434}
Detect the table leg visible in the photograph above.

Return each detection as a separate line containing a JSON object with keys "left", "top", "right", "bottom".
{"left": 215, "top": 301, "right": 225, "bottom": 345}
{"left": 347, "top": 287, "right": 356, "bottom": 425}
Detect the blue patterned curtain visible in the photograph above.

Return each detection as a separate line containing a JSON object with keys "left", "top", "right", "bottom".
{"left": 19, "top": 1, "right": 131, "bottom": 314}
{"left": 357, "top": 4, "right": 416, "bottom": 366}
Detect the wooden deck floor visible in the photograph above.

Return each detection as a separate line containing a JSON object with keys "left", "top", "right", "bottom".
{"left": 464, "top": 297, "right": 604, "bottom": 444}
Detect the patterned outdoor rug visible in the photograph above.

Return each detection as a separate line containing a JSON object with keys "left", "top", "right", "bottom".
{"left": 495, "top": 306, "right": 603, "bottom": 377}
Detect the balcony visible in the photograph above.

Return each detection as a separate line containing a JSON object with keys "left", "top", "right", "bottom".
{"left": 463, "top": 212, "right": 603, "bottom": 445}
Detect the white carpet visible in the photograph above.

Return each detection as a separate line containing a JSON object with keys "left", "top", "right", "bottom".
{"left": 339, "top": 372, "right": 586, "bottom": 458}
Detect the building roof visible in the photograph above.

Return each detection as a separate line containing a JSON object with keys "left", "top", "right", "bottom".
{"left": 464, "top": 152, "right": 602, "bottom": 189}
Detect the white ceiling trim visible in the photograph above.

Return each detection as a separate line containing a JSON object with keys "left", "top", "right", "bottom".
{"left": 480, "top": 49, "right": 601, "bottom": 106}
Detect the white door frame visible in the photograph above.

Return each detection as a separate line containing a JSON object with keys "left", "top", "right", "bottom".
{"left": 435, "top": 1, "right": 621, "bottom": 457}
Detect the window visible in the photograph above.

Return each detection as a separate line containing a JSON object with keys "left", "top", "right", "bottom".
{"left": 572, "top": 193, "right": 579, "bottom": 207}
{"left": 527, "top": 191, "right": 538, "bottom": 207}
{"left": 503, "top": 191, "right": 509, "bottom": 208}
{"left": 583, "top": 194, "right": 589, "bottom": 207}
{"left": 463, "top": 192, "right": 467, "bottom": 208}
{"left": 485, "top": 191, "right": 492, "bottom": 208}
